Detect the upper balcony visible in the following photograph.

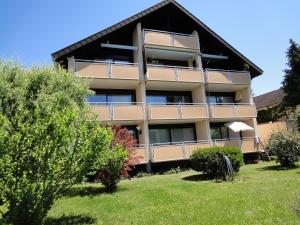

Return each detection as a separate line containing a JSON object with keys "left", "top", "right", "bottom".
{"left": 205, "top": 69, "right": 251, "bottom": 86}
{"left": 209, "top": 103, "right": 257, "bottom": 119}
{"left": 74, "top": 59, "right": 140, "bottom": 89}
{"left": 143, "top": 29, "right": 199, "bottom": 52}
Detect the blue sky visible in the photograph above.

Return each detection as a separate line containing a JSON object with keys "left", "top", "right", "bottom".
{"left": 1, "top": 0, "right": 299, "bottom": 95}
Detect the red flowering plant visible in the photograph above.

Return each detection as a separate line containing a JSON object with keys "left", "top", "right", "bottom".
{"left": 112, "top": 125, "right": 142, "bottom": 178}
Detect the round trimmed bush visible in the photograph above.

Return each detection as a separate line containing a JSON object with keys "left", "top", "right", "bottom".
{"left": 190, "top": 146, "right": 244, "bottom": 179}
{"left": 267, "top": 131, "right": 300, "bottom": 167}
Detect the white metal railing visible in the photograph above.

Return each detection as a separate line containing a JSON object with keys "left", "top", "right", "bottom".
{"left": 146, "top": 64, "right": 204, "bottom": 82}
{"left": 74, "top": 59, "right": 140, "bottom": 79}
{"left": 147, "top": 103, "right": 208, "bottom": 119}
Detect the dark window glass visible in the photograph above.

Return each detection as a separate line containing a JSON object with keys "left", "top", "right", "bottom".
{"left": 206, "top": 92, "right": 235, "bottom": 105}
{"left": 87, "top": 95, "right": 106, "bottom": 104}
{"left": 87, "top": 90, "right": 135, "bottom": 105}
{"left": 171, "top": 127, "right": 195, "bottom": 143}
{"left": 210, "top": 123, "right": 229, "bottom": 140}
{"left": 210, "top": 127, "right": 222, "bottom": 139}
{"left": 147, "top": 91, "right": 192, "bottom": 105}
{"left": 149, "top": 128, "right": 170, "bottom": 144}
{"left": 147, "top": 96, "right": 167, "bottom": 104}
{"left": 108, "top": 95, "right": 133, "bottom": 104}
{"left": 149, "top": 124, "right": 196, "bottom": 145}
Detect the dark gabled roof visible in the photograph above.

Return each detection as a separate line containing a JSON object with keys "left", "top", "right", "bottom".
{"left": 51, "top": 0, "right": 263, "bottom": 76}
{"left": 253, "top": 88, "right": 284, "bottom": 109}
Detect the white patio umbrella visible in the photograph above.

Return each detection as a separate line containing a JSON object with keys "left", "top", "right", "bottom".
{"left": 226, "top": 122, "right": 254, "bottom": 132}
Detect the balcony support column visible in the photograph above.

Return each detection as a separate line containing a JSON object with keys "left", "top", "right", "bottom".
{"left": 192, "top": 30, "right": 202, "bottom": 68}
{"left": 67, "top": 56, "right": 75, "bottom": 73}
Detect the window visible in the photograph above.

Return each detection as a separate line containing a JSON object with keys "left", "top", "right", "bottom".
{"left": 206, "top": 92, "right": 235, "bottom": 105}
{"left": 149, "top": 128, "right": 170, "bottom": 145}
{"left": 87, "top": 89, "right": 135, "bottom": 105}
{"left": 87, "top": 95, "right": 106, "bottom": 104}
{"left": 171, "top": 128, "right": 195, "bottom": 143}
{"left": 147, "top": 91, "right": 192, "bottom": 104}
{"left": 122, "top": 126, "right": 139, "bottom": 143}
{"left": 149, "top": 124, "right": 196, "bottom": 145}
{"left": 210, "top": 123, "right": 229, "bottom": 140}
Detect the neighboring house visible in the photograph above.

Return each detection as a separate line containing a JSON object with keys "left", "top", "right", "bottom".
{"left": 254, "top": 88, "right": 284, "bottom": 111}
{"left": 254, "top": 88, "right": 284, "bottom": 124}
{"left": 52, "top": 0, "right": 263, "bottom": 171}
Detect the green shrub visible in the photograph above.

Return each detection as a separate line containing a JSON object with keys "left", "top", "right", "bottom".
{"left": 267, "top": 131, "right": 300, "bottom": 167}
{"left": 95, "top": 144, "right": 128, "bottom": 193}
{"left": 190, "top": 146, "right": 244, "bottom": 180}
{"left": 0, "top": 61, "right": 112, "bottom": 225}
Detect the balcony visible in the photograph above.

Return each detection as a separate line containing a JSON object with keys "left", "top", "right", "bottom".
{"left": 144, "top": 29, "right": 199, "bottom": 51}
{"left": 209, "top": 104, "right": 257, "bottom": 119}
{"left": 150, "top": 138, "right": 260, "bottom": 162}
{"left": 147, "top": 65, "right": 203, "bottom": 83}
{"left": 213, "top": 138, "right": 260, "bottom": 153}
{"left": 74, "top": 60, "right": 140, "bottom": 89}
{"left": 151, "top": 141, "right": 212, "bottom": 162}
{"left": 132, "top": 145, "right": 148, "bottom": 164}
{"left": 205, "top": 69, "right": 251, "bottom": 85}
{"left": 148, "top": 103, "right": 208, "bottom": 122}
{"left": 89, "top": 103, "right": 145, "bottom": 122}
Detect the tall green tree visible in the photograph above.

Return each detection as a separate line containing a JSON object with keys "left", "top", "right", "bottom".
{"left": 0, "top": 61, "right": 112, "bottom": 225}
{"left": 282, "top": 39, "right": 300, "bottom": 107}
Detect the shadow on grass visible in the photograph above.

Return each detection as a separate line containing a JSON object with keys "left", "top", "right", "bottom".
{"left": 257, "top": 165, "right": 299, "bottom": 171}
{"left": 63, "top": 185, "right": 127, "bottom": 197}
{"left": 63, "top": 186, "right": 107, "bottom": 197}
{"left": 44, "top": 215, "right": 95, "bottom": 225}
{"left": 182, "top": 173, "right": 212, "bottom": 182}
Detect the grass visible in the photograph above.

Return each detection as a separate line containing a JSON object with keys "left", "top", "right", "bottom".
{"left": 46, "top": 161, "right": 300, "bottom": 225}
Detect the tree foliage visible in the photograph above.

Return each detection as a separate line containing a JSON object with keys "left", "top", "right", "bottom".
{"left": 190, "top": 147, "right": 243, "bottom": 180}
{"left": 96, "top": 144, "right": 128, "bottom": 193}
{"left": 95, "top": 125, "right": 142, "bottom": 192}
{"left": 112, "top": 125, "right": 141, "bottom": 177}
{"left": 0, "top": 61, "right": 111, "bottom": 225}
{"left": 282, "top": 39, "right": 300, "bottom": 107}
{"left": 267, "top": 131, "right": 300, "bottom": 167}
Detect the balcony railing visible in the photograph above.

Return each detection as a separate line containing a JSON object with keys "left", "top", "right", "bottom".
{"left": 146, "top": 64, "right": 204, "bottom": 83}
{"left": 213, "top": 137, "right": 259, "bottom": 153}
{"left": 74, "top": 59, "right": 140, "bottom": 80}
{"left": 148, "top": 103, "right": 208, "bottom": 120}
{"left": 209, "top": 103, "right": 257, "bottom": 118}
{"left": 131, "top": 145, "right": 149, "bottom": 164}
{"left": 150, "top": 137, "right": 260, "bottom": 162}
{"left": 205, "top": 69, "right": 251, "bottom": 85}
{"left": 143, "top": 29, "right": 199, "bottom": 50}
{"left": 89, "top": 102, "right": 145, "bottom": 121}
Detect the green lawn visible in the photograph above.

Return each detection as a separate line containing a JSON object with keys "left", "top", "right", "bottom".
{"left": 46, "top": 162, "right": 300, "bottom": 225}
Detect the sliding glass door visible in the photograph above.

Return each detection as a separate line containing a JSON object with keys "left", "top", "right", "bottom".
{"left": 149, "top": 124, "right": 196, "bottom": 145}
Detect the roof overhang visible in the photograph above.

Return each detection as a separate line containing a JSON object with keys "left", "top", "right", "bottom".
{"left": 51, "top": 0, "right": 263, "bottom": 77}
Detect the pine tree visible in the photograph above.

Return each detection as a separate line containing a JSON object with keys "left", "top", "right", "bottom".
{"left": 282, "top": 39, "right": 300, "bottom": 107}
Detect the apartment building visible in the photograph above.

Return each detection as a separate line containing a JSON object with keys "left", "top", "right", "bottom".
{"left": 52, "top": 0, "right": 263, "bottom": 171}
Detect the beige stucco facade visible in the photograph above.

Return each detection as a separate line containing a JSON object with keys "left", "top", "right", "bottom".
{"left": 67, "top": 23, "right": 261, "bottom": 167}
